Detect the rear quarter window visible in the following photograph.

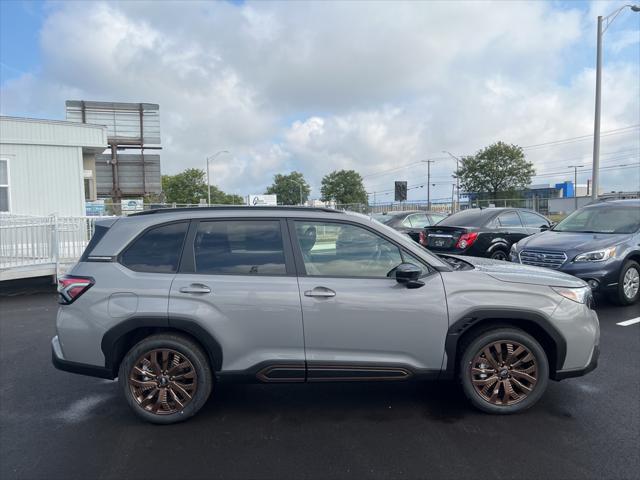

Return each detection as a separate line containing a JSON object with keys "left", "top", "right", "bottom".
{"left": 120, "top": 222, "right": 189, "bottom": 273}
{"left": 79, "top": 224, "right": 110, "bottom": 261}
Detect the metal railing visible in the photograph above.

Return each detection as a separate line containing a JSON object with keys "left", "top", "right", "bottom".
{"left": 0, "top": 214, "right": 111, "bottom": 280}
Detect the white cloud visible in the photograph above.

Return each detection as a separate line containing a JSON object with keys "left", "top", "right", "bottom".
{"left": 1, "top": 0, "right": 638, "bottom": 199}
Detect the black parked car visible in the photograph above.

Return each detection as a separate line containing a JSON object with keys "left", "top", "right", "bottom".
{"left": 371, "top": 210, "right": 448, "bottom": 243}
{"left": 420, "top": 208, "right": 552, "bottom": 260}
{"left": 511, "top": 199, "right": 640, "bottom": 305}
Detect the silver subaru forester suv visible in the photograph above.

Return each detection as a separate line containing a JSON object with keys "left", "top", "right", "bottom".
{"left": 52, "top": 207, "right": 599, "bottom": 424}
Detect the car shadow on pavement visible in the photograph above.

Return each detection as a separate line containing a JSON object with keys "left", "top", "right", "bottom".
{"left": 198, "top": 379, "right": 470, "bottom": 424}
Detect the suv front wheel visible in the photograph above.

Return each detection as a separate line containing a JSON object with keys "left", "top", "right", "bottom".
{"left": 459, "top": 328, "right": 549, "bottom": 414}
{"left": 615, "top": 260, "right": 640, "bottom": 306}
{"left": 119, "top": 333, "right": 213, "bottom": 424}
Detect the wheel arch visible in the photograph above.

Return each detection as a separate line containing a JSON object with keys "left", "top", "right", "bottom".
{"left": 101, "top": 316, "right": 223, "bottom": 377}
{"left": 487, "top": 238, "right": 510, "bottom": 254}
{"left": 622, "top": 250, "right": 640, "bottom": 265}
{"left": 442, "top": 309, "right": 566, "bottom": 380}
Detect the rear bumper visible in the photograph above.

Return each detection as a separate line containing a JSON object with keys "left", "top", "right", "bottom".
{"left": 51, "top": 336, "right": 115, "bottom": 380}
{"left": 552, "top": 345, "right": 599, "bottom": 381}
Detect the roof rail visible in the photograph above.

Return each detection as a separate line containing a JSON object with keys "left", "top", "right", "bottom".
{"left": 128, "top": 206, "right": 344, "bottom": 216}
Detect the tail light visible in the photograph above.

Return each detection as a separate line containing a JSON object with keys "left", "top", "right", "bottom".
{"left": 58, "top": 275, "right": 94, "bottom": 304}
{"left": 419, "top": 231, "right": 427, "bottom": 246}
{"left": 455, "top": 232, "right": 478, "bottom": 249}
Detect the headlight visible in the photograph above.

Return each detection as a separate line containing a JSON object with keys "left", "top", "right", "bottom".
{"left": 552, "top": 286, "right": 592, "bottom": 304}
{"left": 573, "top": 246, "right": 616, "bottom": 262}
{"left": 509, "top": 243, "right": 519, "bottom": 262}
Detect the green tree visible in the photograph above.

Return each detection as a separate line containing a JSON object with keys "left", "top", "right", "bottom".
{"left": 456, "top": 142, "right": 535, "bottom": 199}
{"left": 161, "top": 168, "right": 208, "bottom": 204}
{"left": 320, "top": 169, "right": 368, "bottom": 205}
{"left": 265, "top": 171, "right": 310, "bottom": 205}
{"left": 209, "top": 185, "right": 244, "bottom": 205}
{"left": 161, "top": 168, "right": 243, "bottom": 204}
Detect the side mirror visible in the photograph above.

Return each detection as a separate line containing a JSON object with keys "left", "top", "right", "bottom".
{"left": 393, "top": 263, "right": 425, "bottom": 289}
{"left": 541, "top": 223, "right": 554, "bottom": 231}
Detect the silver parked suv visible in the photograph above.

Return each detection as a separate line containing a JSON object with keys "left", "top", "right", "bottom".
{"left": 52, "top": 207, "right": 599, "bottom": 424}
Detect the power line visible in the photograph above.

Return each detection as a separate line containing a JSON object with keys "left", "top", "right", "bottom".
{"left": 520, "top": 125, "right": 639, "bottom": 150}
{"left": 360, "top": 125, "right": 639, "bottom": 181}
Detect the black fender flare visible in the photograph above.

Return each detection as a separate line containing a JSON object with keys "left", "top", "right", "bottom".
{"left": 101, "top": 316, "right": 223, "bottom": 376}
{"left": 441, "top": 308, "right": 566, "bottom": 379}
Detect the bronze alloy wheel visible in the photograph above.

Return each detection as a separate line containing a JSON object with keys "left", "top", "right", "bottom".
{"left": 128, "top": 348, "right": 198, "bottom": 415}
{"left": 470, "top": 340, "right": 538, "bottom": 406}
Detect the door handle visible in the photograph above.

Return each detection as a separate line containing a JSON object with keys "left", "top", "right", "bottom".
{"left": 179, "top": 284, "right": 211, "bottom": 294}
{"left": 304, "top": 287, "right": 336, "bottom": 298}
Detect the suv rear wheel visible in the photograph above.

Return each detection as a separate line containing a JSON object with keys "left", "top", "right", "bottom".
{"left": 119, "top": 333, "right": 213, "bottom": 424}
{"left": 614, "top": 260, "right": 640, "bottom": 306}
{"left": 459, "top": 328, "right": 549, "bottom": 414}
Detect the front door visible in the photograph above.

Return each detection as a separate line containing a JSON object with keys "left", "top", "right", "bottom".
{"left": 169, "top": 218, "right": 305, "bottom": 381}
{"left": 290, "top": 219, "right": 449, "bottom": 381}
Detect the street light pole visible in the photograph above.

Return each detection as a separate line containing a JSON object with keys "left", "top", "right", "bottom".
{"left": 568, "top": 165, "right": 584, "bottom": 210}
{"left": 206, "top": 150, "right": 229, "bottom": 205}
{"left": 591, "top": 4, "right": 640, "bottom": 201}
{"left": 292, "top": 180, "right": 305, "bottom": 206}
{"left": 443, "top": 151, "right": 460, "bottom": 212}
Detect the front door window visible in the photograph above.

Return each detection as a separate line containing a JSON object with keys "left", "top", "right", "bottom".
{"left": 294, "top": 221, "right": 404, "bottom": 278}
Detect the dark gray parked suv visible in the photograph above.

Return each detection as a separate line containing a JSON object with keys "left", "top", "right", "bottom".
{"left": 52, "top": 207, "right": 599, "bottom": 423}
{"left": 511, "top": 200, "right": 640, "bottom": 305}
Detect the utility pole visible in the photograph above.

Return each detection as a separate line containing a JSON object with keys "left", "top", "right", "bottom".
{"left": 442, "top": 151, "right": 460, "bottom": 213}
{"left": 451, "top": 183, "right": 456, "bottom": 214}
{"left": 592, "top": 14, "right": 603, "bottom": 202}
{"left": 568, "top": 165, "right": 584, "bottom": 210}
{"left": 591, "top": 4, "right": 640, "bottom": 201}
{"left": 421, "top": 160, "right": 436, "bottom": 210}
{"left": 206, "top": 150, "right": 229, "bottom": 205}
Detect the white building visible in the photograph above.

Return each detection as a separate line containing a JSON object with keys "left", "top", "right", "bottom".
{"left": 0, "top": 116, "right": 107, "bottom": 216}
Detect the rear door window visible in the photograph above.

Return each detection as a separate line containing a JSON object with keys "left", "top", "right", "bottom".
{"left": 497, "top": 211, "right": 524, "bottom": 229}
{"left": 120, "top": 222, "right": 188, "bottom": 273}
{"left": 193, "top": 220, "right": 287, "bottom": 275}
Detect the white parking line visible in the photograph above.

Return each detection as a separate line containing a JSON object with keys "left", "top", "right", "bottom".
{"left": 617, "top": 317, "right": 640, "bottom": 327}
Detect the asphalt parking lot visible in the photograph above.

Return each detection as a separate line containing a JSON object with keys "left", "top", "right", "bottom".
{"left": 1, "top": 281, "right": 638, "bottom": 480}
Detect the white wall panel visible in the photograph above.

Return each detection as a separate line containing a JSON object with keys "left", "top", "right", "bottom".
{"left": 0, "top": 143, "right": 85, "bottom": 216}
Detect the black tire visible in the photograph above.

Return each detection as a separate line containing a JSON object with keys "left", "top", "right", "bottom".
{"left": 613, "top": 260, "right": 640, "bottom": 306}
{"left": 119, "top": 333, "right": 213, "bottom": 424}
{"left": 459, "top": 328, "right": 549, "bottom": 414}
{"left": 490, "top": 249, "right": 508, "bottom": 261}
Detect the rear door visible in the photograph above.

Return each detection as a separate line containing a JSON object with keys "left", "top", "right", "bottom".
{"left": 169, "top": 218, "right": 305, "bottom": 379}
{"left": 496, "top": 210, "right": 529, "bottom": 244}
{"left": 290, "top": 218, "right": 449, "bottom": 379}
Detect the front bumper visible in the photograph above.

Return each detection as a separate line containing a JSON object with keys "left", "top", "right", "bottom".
{"left": 51, "top": 336, "right": 115, "bottom": 379}
{"left": 552, "top": 345, "right": 599, "bottom": 381}
{"left": 557, "top": 260, "right": 620, "bottom": 292}
{"left": 512, "top": 253, "right": 620, "bottom": 292}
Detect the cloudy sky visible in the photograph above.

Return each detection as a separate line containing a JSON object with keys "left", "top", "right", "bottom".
{"left": 1, "top": 0, "right": 639, "bottom": 202}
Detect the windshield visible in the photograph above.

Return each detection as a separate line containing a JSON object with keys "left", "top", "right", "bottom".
{"left": 554, "top": 206, "right": 640, "bottom": 234}
{"left": 437, "top": 209, "right": 493, "bottom": 227}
